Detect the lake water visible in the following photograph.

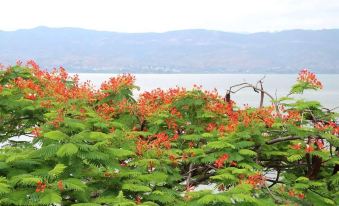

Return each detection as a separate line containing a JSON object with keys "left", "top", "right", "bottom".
{"left": 74, "top": 73, "right": 339, "bottom": 110}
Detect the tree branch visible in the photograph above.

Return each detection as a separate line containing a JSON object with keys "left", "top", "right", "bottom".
{"left": 269, "top": 169, "right": 280, "bottom": 188}
{"left": 226, "top": 79, "right": 280, "bottom": 115}
{"left": 266, "top": 136, "right": 302, "bottom": 145}
{"left": 259, "top": 80, "right": 264, "bottom": 108}
{"left": 186, "top": 163, "right": 193, "bottom": 188}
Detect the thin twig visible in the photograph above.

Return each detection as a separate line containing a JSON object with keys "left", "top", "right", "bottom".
{"left": 266, "top": 136, "right": 302, "bottom": 145}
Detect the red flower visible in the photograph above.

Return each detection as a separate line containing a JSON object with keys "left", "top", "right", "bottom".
{"left": 206, "top": 123, "right": 217, "bottom": 132}
{"left": 316, "top": 139, "right": 324, "bottom": 150}
{"left": 263, "top": 117, "right": 274, "bottom": 127}
{"left": 57, "top": 180, "right": 63, "bottom": 191}
{"left": 333, "top": 125, "right": 339, "bottom": 135}
{"left": 135, "top": 195, "right": 142, "bottom": 204}
{"left": 169, "top": 154, "right": 178, "bottom": 165}
{"left": 26, "top": 60, "right": 40, "bottom": 70}
{"left": 100, "top": 74, "right": 135, "bottom": 92}
{"left": 25, "top": 93, "right": 37, "bottom": 100}
{"left": 305, "top": 144, "right": 314, "bottom": 153}
{"left": 246, "top": 173, "right": 266, "bottom": 188}
{"left": 214, "top": 154, "right": 229, "bottom": 168}
{"left": 170, "top": 107, "right": 182, "bottom": 117}
{"left": 35, "top": 180, "right": 46, "bottom": 193}
{"left": 171, "top": 133, "right": 179, "bottom": 141}
{"left": 230, "top": 161, "right": 237, "bottom": 167}
{"left": 298, "top": 69, "right": 323, "bottom": 89}
{"left": 136, "top": 139, "right": 147, "bottom": 155}
{"left": 291, "top": 143, "right": 301, "bottom": 150}
{"left": 298, "top": 193, "right": 305, "bottom": 199}
{"left": 32, "top": 127, "right": 42, "bottom": 138}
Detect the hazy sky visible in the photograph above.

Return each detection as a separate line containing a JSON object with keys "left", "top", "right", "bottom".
{"left": 1, "top": 0, "right": 339, "bottom": 33}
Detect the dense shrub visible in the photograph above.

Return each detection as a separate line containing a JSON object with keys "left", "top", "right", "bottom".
{"left": 0, "top": 61, "right": 338, "bottom": 205}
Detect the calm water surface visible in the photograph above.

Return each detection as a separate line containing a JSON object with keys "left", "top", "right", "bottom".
{"left": 75, "top": 73, "right": 339, "bottom": 109}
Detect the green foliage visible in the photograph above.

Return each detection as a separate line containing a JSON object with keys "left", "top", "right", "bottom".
{"left": 56, "top": 143, "right": 79, "bottom": 157}
{"left": 0, "top": 64, "right": 338, "bottom": 205}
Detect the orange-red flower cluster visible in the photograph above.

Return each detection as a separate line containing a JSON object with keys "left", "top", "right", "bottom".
{"left": 35, "top": 180, "right": 46, "bottom": 193}
{"left": 288, "top": 189, "right": 305, "bottom": 199}
{"left": 138, "top": 87, "right": 186, "bottom": 118}
{"left": 282, "top": 110, "right": 301, "bottom": 123}
{"left": 136, "top": 132, "right": 172, "bottom": 155}
{"left": 169, "top": 154, "right": 178, "bottom": 165}
{"left": 170, "top": 107, "right": 182, "bottom": 118}
{"left": 135, "top": 195, "right": 142, "bottom": 205}
{"left": 315, "top": 121, "right": 339, "bottom": 135}
{"left": 96, "top": 103, "right": 115, "bottom": 120}
{"left": 239, "top": 106, "right": 275, "bottom": 128}
{"left": 100, "top": 74, "right": 135, "bottom": 93}
{"left": 298, "top": 69, "right": 323, "bottom": 89}
{"left": 315, "top": 139, "right": 324, "bottom": 150}
{"left": 214, "top": 154, "right": 229, "bottom": 168}
{"left": 292, "top": 139, "right": 324, "bottom": 152}
{"left": 32, "top": 127, "right": 42, "bottom": 138}
{"left": 206, "top": 123, "right": 217, "bottom": 132}
{"left": 57, "top": 180, "right": 63, "bottom": 191}
{"left": 8, "top": 61, "right": 96, "bottom": 107}
{"left": 291, "top": 143, "right": 302, "bottom": 150}
{"left": 246, "top": 173, "right": 266, "bottom": 188}
{"left": 305, "top": 144, "right": 314, "bottom": 153}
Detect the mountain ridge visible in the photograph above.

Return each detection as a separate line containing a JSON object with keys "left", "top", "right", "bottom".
{"left": 1, "top": 27, "right": 339, "bottom": 73}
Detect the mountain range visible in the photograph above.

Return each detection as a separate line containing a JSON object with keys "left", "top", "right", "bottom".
{"left": 1, "top": 27, "right": 339, "bottom": 73}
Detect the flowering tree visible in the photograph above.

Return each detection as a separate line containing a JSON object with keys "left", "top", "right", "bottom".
{"left": 0, "top": 61, "right": 338, "bottom": 205}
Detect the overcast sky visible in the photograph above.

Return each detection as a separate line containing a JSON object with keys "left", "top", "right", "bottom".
{"left": 1, "top": 0, "right": 339, "bottom": 33}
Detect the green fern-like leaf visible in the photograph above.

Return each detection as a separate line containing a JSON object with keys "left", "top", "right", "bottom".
{"left": 210, "top": 173, "right": 237, "bottom": 182}
{"left": 11, "top": 175, "right": 42, "bottom": 186}
{"left": 122, "top": 183, "right": 152, "bottom": 192}
{"left": 234, "top": 141, "right": 255, "bottom": 149}
{"left": 34, "top": 144, "right": 60, "bottom": 159}
{"left": 88, "top": 132, "right": 110, "bottom": 142}
{"left": 238, "top": 149, "right": 257, "bottom": 156}
{"left": 48, "top": 163, "right": 67, "bottom": 177}
{"left": 0, "top": 182, "right": 10, "bottom": 194}
{"left": 39, "top": 190, "right": 62, "bottom": 205}
{"left": 138, "top": 172, "right": 168, "bottom": 185}
{"left": 197, "top": 194, "right": 232, "bottom": 205}
{"left": 109, "top": 148, "right": 135, "bottom": 158}
{"left": 57, "top": 143, "right": 78, "bottom": 157}
{"left": 44, "top": 130, "right": 69, "bottom": 141}
{"left": 63, "top": 178, "right": 87, "bottom": 192}
{"left": 206, "top": 141, "right": 235, "bottom": 149}
{"left": 287, "top": 154, "right": 304, "bottom": 162}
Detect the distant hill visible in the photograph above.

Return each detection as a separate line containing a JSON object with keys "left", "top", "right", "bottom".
{"left": 1, "top": 27, "right": 339, "bottom": 73}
